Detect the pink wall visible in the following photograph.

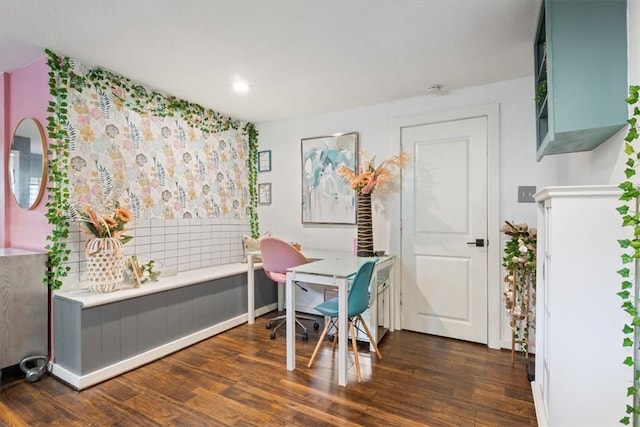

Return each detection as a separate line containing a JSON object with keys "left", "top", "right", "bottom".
{"left": 1, "top": 73, "right": 7, "bottom": 246}
{"left": 3, "top": 56, "right": 50, "bottom": 250}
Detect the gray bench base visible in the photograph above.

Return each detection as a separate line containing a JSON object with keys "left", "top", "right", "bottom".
{"left": 52, "top": 267, "right": 276, "bottom": 390}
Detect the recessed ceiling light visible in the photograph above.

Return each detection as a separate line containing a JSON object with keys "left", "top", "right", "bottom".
{"left": 233, "top": 80, "right": 250, "bottom": 94}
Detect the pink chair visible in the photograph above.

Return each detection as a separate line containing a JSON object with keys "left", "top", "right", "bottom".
{"left": 259, "top": 237, "right": 319, "bottom": 340}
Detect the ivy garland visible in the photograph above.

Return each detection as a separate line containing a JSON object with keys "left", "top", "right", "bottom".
{"left": 44, "top": 50, "right": 72, "bottom": 290}
{"left": 44, "top": 49, "right": 260, "bottom": 289}
{"left": 501, "top": 221, "right": 536, "bottom": 358}
{"left": 618, "top": 84, "right": 640, "bottom": 426}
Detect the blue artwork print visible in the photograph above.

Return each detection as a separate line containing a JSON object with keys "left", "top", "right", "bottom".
{"left": 301, "top": 132, "right": 357, "bottom": 224}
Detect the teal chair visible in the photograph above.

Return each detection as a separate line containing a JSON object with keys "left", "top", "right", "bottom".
{"left": 307, "top": 259, "right": 382, "bottom": 383}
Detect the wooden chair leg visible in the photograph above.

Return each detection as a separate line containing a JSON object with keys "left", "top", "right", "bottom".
{"left": 308, "top": 322, "right": 331, "bottom": 368}
{"left": 349, "top": 321, "right": 361, "bottom": 383}
{"left": 356, "top": 315, "right": 382, "bottom": 359}
{"left": 332, "top": 327, "right": 338, "bottom": 350}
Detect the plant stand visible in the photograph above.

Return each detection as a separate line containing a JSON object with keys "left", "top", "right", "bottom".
{"left": 508, "top": 272, "right": 533, "bottom": 364}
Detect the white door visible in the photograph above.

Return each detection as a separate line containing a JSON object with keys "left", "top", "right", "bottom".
{"left": 401, "top": 116, "right": 488, "bottom": 344}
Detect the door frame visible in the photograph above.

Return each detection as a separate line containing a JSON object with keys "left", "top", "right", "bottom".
{"left": 391, "top": 103, "right": 501, "bottom": 349}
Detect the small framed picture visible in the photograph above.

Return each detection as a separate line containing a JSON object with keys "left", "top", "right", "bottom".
{"left": 127, "top": 256, "right": 143, "bottom": 288}
{"left": 258, "top": 150, "right": 272, "bottom": 172}
{"left": 258, "top": 183, "right": 272, "bottom": 205}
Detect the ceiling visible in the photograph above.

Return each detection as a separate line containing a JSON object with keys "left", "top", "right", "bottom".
{"left": 0, "top": 0, "right": 542, "bottom": 123}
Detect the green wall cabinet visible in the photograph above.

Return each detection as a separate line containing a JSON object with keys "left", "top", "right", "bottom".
{"left": 534, "top": 0, "right": 627, "bottom": 160}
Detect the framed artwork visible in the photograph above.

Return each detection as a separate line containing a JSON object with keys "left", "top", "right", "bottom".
{"left": 301, "top": 132, "right": 358, "bottom": 224}
{"left": 258, "top": 183, "right": 272, "bottom": 205}
{"left": 126, "top": 256, "right": 143, "bottom": 288}
{"left": 258, "top": 150, "right": 272, "bottom": 172}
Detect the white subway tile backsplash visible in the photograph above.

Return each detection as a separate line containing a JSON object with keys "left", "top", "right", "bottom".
{"left": 134, "top": 227, "right": 151, "bottom": 237}
{"left": 151, "top": 234, "right": 165, "bottom": 245}
{"left": 151, "top": 219, "right": 165, "bottom": 228}
{"left": 135, "top": 236, "right": 152, "bottom": 246}
{"left": 62, "top": 217, "right": 248, "bottom": 288}
{"left": 134, "top": 219, "right": 152, "bottom": 228}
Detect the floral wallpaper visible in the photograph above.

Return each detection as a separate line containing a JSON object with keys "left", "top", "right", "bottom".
{"left": 64, "top": 59, "right": 251, "bottom": 220}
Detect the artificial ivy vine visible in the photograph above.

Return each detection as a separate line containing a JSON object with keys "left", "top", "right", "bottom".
{"left": 245, "top": 123, "right": 260, "bottom": 239}
{"left": 44, "top": 50, "right": 72, "bottom": 290}
{"left": 44, "top": 49, "right": 261, "bottom": 288}
{"left": 501, "top": 221, "right": 536, "bottom": 360}
{"left": 618, "top": 84, "right": 640, "bottom": 426}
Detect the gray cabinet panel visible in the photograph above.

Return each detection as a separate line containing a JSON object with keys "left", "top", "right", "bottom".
{"left": 166, "top": 289, "right": 182, "bottom": 342}
{"left": 54, "top": 298, "right": 82, "bottom": 373}
{"left": 0, "top": 251, "right": 48, "bottom": 370}
{"left": 120, "top": 298, "right": 139, "bottom": 359}
{"left": 101, "top": 303, "right": 122, "bottom": 369}
{"left": 138, "top": 292, "right": 169, "bottom": 352}
{"left": 54, "top": 271, "right": 278, "bottom": 379}
{"left": 81, "top": 308, "right": 103, "bottom": 374}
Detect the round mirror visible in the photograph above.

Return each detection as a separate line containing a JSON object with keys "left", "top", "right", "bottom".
{"left": 8, "top": 118, "right": 47, "bottom": 210}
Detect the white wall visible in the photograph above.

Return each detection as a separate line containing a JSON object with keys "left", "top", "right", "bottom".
{"left": 255, "top": 0, "right": 639, "bottom": 346}
{"left": 256, "top": 76, "right": 541, "bottom": 346}
{"left": 257, "top": 76, "right": 542, "bottom": 248}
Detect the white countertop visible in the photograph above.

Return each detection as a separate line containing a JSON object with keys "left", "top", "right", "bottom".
{"left": 55, "top": 262, "right": 263, "bottom": 308}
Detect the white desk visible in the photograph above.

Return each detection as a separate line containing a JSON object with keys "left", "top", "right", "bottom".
{"left": 285, "top": 255, "right": 394, "bottom": 386}
{"left": 246, "top": 249, "right": 357, "bottom": 324}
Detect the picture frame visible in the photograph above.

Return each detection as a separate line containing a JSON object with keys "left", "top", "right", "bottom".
{"left": 127, "top": 256, "right": 143, "bottom": 288}
{"left": 301, "top": 132, "right": 358, "bottom": 224}
{"left": 258, "top": 150, "right": 272, "bottom": 172}
{"left": 258, "top": 183, "right": 272, "bottom": 205}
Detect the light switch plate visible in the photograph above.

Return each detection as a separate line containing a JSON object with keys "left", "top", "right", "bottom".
{"left": 518, "top": 186, "right": 537, "bottom": 203}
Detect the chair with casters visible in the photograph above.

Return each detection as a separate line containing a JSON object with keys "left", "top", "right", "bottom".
{"left": 307, "top": 259, "right": 382, "bottom": 383}
{"left": 259, "top": 237, "right": 320, "bottom": 340}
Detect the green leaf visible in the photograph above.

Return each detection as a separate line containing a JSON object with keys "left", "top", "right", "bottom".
{"left": 621, "top": 416, "right": 631, "bottom": 425}
{"left": 629, "top": 386, "right": 637, "bottom": 396}
{"left": 620, "top": 239, "right": 632, "bottom": 248}
{"left": 626, "top": 143, "right": 636, "bottom": 155}
{"left": 622, "top": 254, "right": 633, "bottom": 264}
{"left": 624, "top": 324, "right": 634, "bottom": 334}
{"left": 623, "top": 337, "right": 633, "bottom": 347}
{"left": 622, "top": 281, "right": 633, "bottom": 290}
{"left": 618, "top": 268, "right": 631, "bottom": 278}
{"left": 618, "top": 206, "right": 631, "bottom": 215}
{"left": 619, "top": 290, "right": 631, "bottom": 299}
{"left": 625, "top": 168, "right": 636, "bottom": 179}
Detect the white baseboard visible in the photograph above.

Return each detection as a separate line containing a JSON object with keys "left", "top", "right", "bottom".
{"left": 531, "top": 381, "right": 547, "bottom": 427}
{"left": 51, "top": 306, "right": 276, "bottom": 390}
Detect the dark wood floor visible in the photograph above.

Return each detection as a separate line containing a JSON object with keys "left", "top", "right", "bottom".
{"left": 0, "top": 314, "right": 537, "bottom": 426}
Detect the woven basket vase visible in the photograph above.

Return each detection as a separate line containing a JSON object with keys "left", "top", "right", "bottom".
{"left": 86, "top": 237, "right": 124, "bottom": 293}
{"left": 356, "top": 192, "right": 374, "bottom": 257}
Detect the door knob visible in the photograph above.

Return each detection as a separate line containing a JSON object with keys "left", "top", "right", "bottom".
{"left": 466, "top": 239, "right": 485, "bottom": 247}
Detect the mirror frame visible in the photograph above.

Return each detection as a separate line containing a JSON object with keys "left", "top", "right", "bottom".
{"left": 8, "top": 117, "right": 48, "bottom": 210}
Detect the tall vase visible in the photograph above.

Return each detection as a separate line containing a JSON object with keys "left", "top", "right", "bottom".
{"left": 356, "top": 192, "right": 374, "bottom": 257}
{"left": 85, "top": 237, "right": 124, "bottom": 293}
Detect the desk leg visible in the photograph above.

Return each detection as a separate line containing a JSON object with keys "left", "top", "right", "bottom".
{"left": 337, "top": 277, "right": 348, "bottom": 387}
{"left": 389, "top": 261, "right": 395, "bottom": 332}
{"left": 247, "top": 254, "right": 255, "bottom": 324}
{"left": 286, "top": 271, "right": 296, "bottom": 371}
